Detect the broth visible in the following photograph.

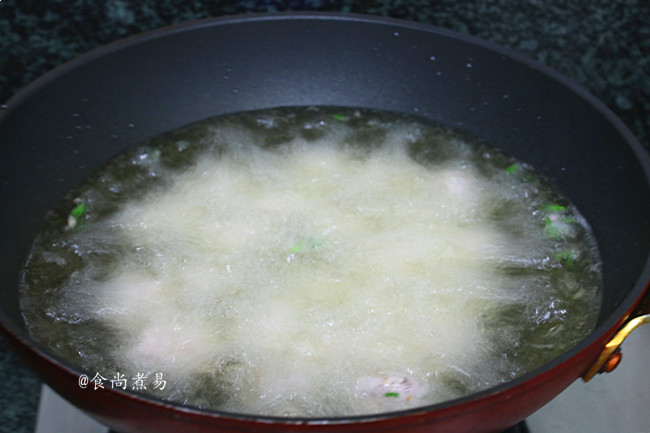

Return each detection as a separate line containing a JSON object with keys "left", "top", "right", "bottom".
{"left": 19, "top": 107, "right": 602, "bottom": 417}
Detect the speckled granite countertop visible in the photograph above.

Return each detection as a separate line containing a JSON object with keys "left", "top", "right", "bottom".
{"left": 0, "top": 1, "right": 648, "bottom": 432}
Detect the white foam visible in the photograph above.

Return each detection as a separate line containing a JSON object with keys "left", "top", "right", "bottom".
{"left": 49, "top": 120, "right": 597, "bottom": 417}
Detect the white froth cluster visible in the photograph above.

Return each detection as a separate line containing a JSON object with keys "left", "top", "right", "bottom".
{"left": 60, "top": 126, "right": 566, "bottom": 416}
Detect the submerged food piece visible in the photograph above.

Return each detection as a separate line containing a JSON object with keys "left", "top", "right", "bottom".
{"left": 356, "top": 374, "right": 430, "bottom": 410}
{"left": 19, "top": 107, "right": 602, "bottom": 417}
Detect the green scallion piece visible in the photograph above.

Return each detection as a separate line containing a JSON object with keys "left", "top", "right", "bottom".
{"left": 384, "top": 392, "right": 399, "bottom": 398}
{"left": 290, "top": 238, "right": 325, "bottom": 254}
{"left": 332, "top": 114, "right": 347, "bottom": 121}
{"left": 544, "top": 216, "right": 576, "bottom": 240}
{"left": 541, "top": 204, "right": 566, "bottom": 213}
{"left": 505, "top": 163, "right": 519, "bottom": 174}
{"left": 70, "top": 203, "right": 87, "bottom": 218}
{"left": 544, "top": 217, "right": 562, "bottom": 240}
{"left": 553, "top": 250, "right": 576, "bottom": 263}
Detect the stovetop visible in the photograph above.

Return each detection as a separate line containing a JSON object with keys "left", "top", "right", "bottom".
{"left": 34, "top": 322, "right": 650, "bottom": 433}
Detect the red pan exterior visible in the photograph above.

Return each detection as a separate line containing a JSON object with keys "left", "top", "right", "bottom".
{"left": 0, "top": 310, "right": 629, "bottom": 433}
{"left": 1, "top": 13, "right": 649, "bottom": 433}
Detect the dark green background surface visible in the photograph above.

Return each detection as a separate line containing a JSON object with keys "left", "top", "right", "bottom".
{"left": 0, "top": 1, "right": 648, "bottom": 432}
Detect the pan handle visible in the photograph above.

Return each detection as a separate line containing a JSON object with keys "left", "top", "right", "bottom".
{"left": 582, "top": 287, "right": 650, "bottom": 382}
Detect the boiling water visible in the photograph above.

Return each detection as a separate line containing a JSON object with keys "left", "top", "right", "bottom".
{"left": 20, "top": 107, "right": 602, "bottom": 417}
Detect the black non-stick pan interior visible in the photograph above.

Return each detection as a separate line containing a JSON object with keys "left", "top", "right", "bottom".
{"left": 1, "top": 14, "right": 649, "bottom": 346}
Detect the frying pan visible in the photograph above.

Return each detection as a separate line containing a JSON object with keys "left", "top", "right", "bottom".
{"left": 1, "top": 13, "right": 649, "bottom": 433}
